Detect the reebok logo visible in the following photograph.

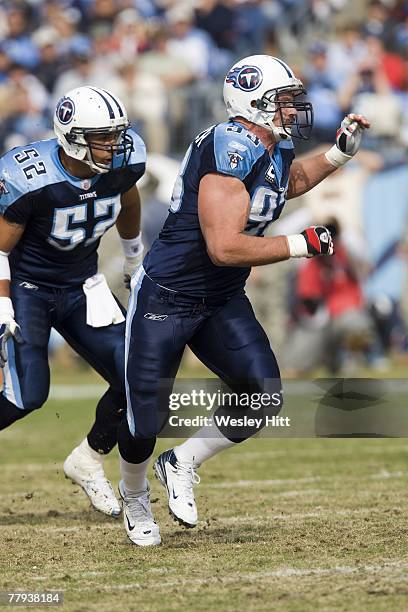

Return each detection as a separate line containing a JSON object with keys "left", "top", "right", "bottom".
{"left": 19, "top": 281, "right": 38, "bottom": 290}
{"left": 144, "top": 313, "right": 168, "bottom": 321}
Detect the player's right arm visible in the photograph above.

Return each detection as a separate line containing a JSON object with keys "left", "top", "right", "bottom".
{"left": 0, "top": 216, "right": 25, "bottom": 297}
{"left": 198, "top": 174, "right": 333, "bottom": 267}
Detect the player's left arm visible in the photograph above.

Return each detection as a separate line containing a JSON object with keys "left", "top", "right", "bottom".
{"left": 287, "top": 114, "right": 370, "bottom": 200}
{"left": 117, "top": 184, "right": 143, "bottom": 288}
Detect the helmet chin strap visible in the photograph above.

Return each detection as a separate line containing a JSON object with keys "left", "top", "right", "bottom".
{"left": 271, "top": 124, "right": 292, "bottom": 142}
{"left": 250, "top": 109, "right": 292, "bottom": 143}
{"left": 84, "top": 148, "right": 110, "bottom": 174}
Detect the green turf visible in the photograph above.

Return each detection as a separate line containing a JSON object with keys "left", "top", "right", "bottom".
{"left": 1, "top": 383, "right": 408, "bottom": 611}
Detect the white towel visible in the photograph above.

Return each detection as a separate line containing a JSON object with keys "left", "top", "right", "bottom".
{"left": 83, "top": 274, "right": 125, "bottom": 327}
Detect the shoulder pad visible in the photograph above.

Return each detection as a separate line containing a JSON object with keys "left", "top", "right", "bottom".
{"left": 0, "top": 152, "right": 30, "bottom": 213}
{"left": 1, "top": 139, "right": 67, "bottom": 206}
{"left": 213, "top": 122, "right": 264, "bottom": 180}
{"left": 128, "top": 129, "right": 146, "bottom": 166}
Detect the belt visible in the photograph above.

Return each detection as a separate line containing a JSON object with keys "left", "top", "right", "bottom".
{"left": 158, "top": 287, "right": 230, "bottom": 307}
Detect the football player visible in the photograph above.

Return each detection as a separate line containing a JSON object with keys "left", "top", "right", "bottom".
{"left": 0, "top": 87, "right": 146, "bottom": 517}
{"left": 118, "top": 55, "right": 370, "bottom": 545}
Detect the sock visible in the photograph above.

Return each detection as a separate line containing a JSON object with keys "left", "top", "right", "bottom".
{"left": 175, "top": 422, "right": 236, "bottom": 466}
{"left": 76, "top": 437, "right": 104, "bottom": 464}
{"left": 119, "top": 455, "right": 150, "bottom": 496}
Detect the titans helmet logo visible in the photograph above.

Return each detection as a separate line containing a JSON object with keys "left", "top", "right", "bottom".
{"left": 56, "top": 97, "right": 75, "bottom": 124}
{"left": 226, "top": 65, "right": 263, "bottom": 92}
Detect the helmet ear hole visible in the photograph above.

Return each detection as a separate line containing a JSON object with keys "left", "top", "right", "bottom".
{"left": 250, "top": 100, "right": 257, "bottom": 108}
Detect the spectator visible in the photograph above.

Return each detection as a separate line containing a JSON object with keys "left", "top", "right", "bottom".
{"left": 165, "top": 4, "right": 213, "bottom": 79}
{"left": 337, "top": 47, "right": 403, "bottom": 153}
{"left": 326, "top": 22, "right": 367, "bottom": 88}
{"left": 0, "top": 63, "right": 50, "bottom": 150}
{"left": 46, "top": 5, "right": 91, "bottom": 60}
{"left": 138, "top": 25, "right": 195, "bottom": 151}
{"left": 2, "top": 4, "right": 39, "bottom": 69}
{"left": 361, "top": 0, "right": 396, "bottom": 49}
{"left": 109, "top": 8, "right": 150, "bottom": 58}
{"left": 302, "top": 41, "right": 343, "bottom": 145}
{"left": 283, "top": 220, "right": 374, "bottom": 375}
{"left": 32, "top": 27, "right": 66, "bottom": 93}
{"left": 195, "top": 0, "right": 237, "bottom": 51}
{"left": 0, "top": 46, "right": 12, "bottom": 85}
{"left": 114, "top": 58, "right": 168, "bottom": 154}
{"left": 52, "top": 45, "right": 121, "bottom": 105}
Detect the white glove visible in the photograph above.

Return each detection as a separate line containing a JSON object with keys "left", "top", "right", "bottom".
{"left": 325, "top": 114, "right": 370, "bottom": 168}
{"left": 0, "top": 297, "right": 23, "bottom": 368}
{"left": 122, "top": 235, "right": 144, "bottom": 289}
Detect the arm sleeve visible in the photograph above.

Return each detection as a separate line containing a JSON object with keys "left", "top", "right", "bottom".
{"left": 0, "top": 161, "right": 31, "bottom": 225}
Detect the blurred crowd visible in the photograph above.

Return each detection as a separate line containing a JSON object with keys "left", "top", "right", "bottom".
{"left": 1, "top": 0, "right": 408, "bottom": 375}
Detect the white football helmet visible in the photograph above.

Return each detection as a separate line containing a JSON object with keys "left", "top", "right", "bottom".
{"left": 223, "top": 55, "right": 313, "bottom": 141}
{"left": 54, "top": 86, "right": 132, "bottom": 173}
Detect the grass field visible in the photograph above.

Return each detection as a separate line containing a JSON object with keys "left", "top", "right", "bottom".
{"left": 1, "top": 369, "right": 408, "bottom": 611}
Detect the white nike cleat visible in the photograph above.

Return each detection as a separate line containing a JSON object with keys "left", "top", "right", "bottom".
{"left": 63, "top": 447, "right": 121, "bottom": 518}
{"left": 153, "top": 449, "right": 200, "bottom": 528}
{"left": 118, "top": 480, "right": 161, "bottom": 546}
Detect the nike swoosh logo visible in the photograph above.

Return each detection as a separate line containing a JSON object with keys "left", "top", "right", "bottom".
{"left": 125, "top": 513, "right": 135, "bottom": 531}
{"left": 172, "top": 486, "right": 178, "bottom": 500}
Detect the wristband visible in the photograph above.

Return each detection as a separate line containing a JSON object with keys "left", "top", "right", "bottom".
{"left": 120, "top": 234, "right": 142, "bottom": 258}
{"left": 0, "top": 296, "right": 14, "bottom": 317}
{"left": 0, "top": 250, "right": 10, "bottom": 281}
{"left": 325, "top": 145, "right": 352, "bottom": 168}
{"left": 286, "top": 234, "right": 309, "bottom": 258}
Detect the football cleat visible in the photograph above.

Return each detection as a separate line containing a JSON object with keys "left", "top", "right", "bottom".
{"left": 63, "top": 447, "right": 121, "bottom": 518}
{"left": 118, "top": 480, "right": 161, "bottom": 546}
{"left": 153, "top": 449, "right": 200, "bottom": 528}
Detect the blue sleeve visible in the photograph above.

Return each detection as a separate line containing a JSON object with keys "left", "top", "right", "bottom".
{"left": 115, "top": 130, "right": 146, "bottom": 193}
{"left": 0, "top": 156, "right": 31, "bottom": 225}
{"left": 212, "top": 124, "right": 262, "bottom": 181}
{"left": 116, "top": 129, "right": 146, "bottom": 193}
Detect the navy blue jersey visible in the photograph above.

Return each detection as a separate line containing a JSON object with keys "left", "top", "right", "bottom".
{"left": 0, "top": 130, "right": 145, "bottom": 288}
{"left": 144, "top": 120, "right": 295, "bottom": 298}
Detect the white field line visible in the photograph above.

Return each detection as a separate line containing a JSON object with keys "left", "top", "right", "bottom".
{"left": 0, "top": 488, "right": 323, "bottom": 503}
{"left": 49, "top": 385, "right": 107, "bottom": 399}
{"left": 0, "top": 506, "right": 396, "bottom": 534}
{"left": 202, "top": 470, "right": 404, "bottom": 489}
{"left": 0, "top": 470, "right": 403, "bottom": 495}
{"left": 234, "top": 446, "right": 408, "bottom": 460}
{"left": 61, "top": 560, "right": 408, "bottom": 592}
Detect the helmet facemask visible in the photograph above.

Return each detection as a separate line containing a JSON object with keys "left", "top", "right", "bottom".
{"left": 65, "top": 124, "right": 133, "bottom": 174}
{"left": 254, "top": 85, "right": 314, "bottom": 141}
